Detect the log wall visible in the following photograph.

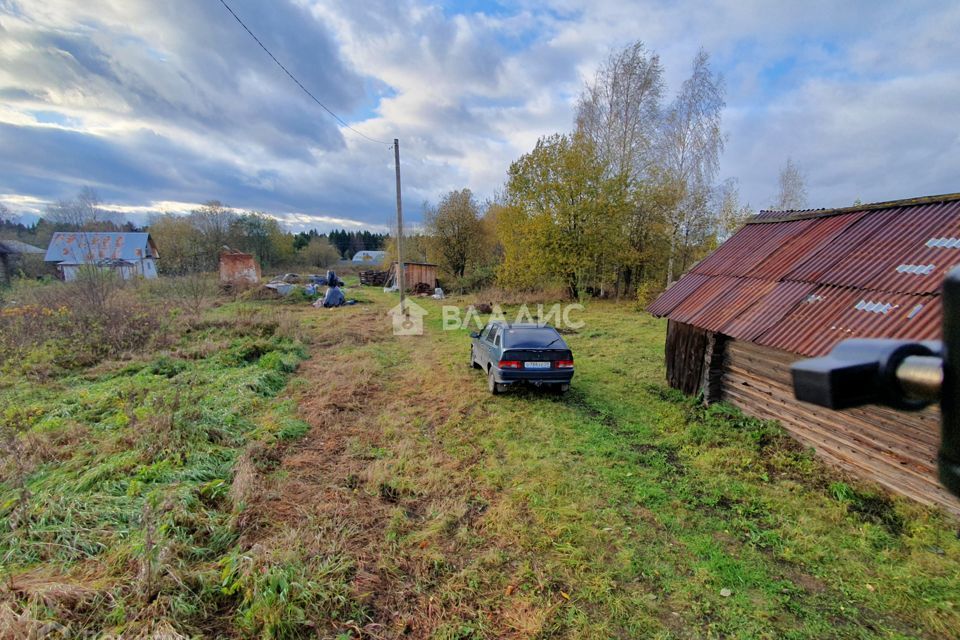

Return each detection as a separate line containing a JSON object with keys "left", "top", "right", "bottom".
{"left": 720, "top": 339, "right": 959, "bottom": 516}
{"left": 666, "top": 320, "right": 709, "bottom": 395}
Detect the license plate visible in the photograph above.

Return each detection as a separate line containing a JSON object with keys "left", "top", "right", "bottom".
{"left": 525, "top": 361, "right": 550, "bottom": 369}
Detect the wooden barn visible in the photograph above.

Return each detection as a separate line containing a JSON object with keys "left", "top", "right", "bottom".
{"left": 648, "top": 193, "right": 960, "bottom": 515}
{"left": 0, "top": 239, "right": 44, "bottom": 284}
{"left": 387, "top": 261, "right": 439, "bottom": 292}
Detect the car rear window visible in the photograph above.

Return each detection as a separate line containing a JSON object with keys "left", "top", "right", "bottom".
{"left": 503, "top": 328, "right": 563, "bottom": 348}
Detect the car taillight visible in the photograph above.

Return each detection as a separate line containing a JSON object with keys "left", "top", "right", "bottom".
{"left": 555, "top": 360, "right": 574, "bottom": 368}
{"left": 498, "top": 360, "right": 522, "bottom": 369}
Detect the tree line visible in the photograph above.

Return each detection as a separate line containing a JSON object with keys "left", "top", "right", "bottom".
{"left": 0, "top": 190, "right": 388, "bottom": 277}
{"left": 411, "top": 42, "right": 812, "bottom": 300}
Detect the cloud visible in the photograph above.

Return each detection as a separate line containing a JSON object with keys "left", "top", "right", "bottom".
{"left": 0, "top": 0, "right": 958, "bottom": 231}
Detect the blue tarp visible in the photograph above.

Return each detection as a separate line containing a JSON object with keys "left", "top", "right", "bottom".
{"left": 322, "top": 286, "right": 345, "bottom": 307}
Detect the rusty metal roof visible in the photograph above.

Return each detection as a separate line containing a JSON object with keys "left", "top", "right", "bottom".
{"left": 685, "top": 277, "right": 777, "bottom": 333}
{"left": 722, "top": 280, "right": 816, "bottom": 342}
{"left": 646, "top": 273, "right": 711, "bottom": 316}
{"left": 45, "top": 232, "right": 157, "bottom": 264}
{"left": 668, "top": 276, "right": 743, "bottom": 324}
{"left": 648, "top": 193, "right": 960, "bottom": 356}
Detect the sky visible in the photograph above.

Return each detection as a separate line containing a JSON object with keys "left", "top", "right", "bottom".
{"left": 1, "top": 0, "right": 958, "bottom": 232}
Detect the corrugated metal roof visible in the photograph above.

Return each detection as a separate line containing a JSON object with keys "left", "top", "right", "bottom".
{"left": 685, "top": 278, "right": 777, "bottom": 333}
{"left": 45, "top": 232, "right": 156, "bottom": 264}
{"left": 692, "top": 220, "right": 814, "bottom": 277}
{"left": 0, "top": 239, "right": 44, "bottom": 254}
{"left": 648, "top": 192, "right": 960, "bottom": 356}
{"left": 757, "top": 286, "right": 932, "bottom": 356}
{"left": 746, "top": 211, "right": 866, "bottom": 280}
{"left": 668, "top": 276, "right": 742, "bottom": 324}
{"left": 890, "top": 296, "right": 942, "bottom": 341}
{"left": 815, "top": 200, "right": 960, "bottom": 294}
{"left": 646, "top": 273, "right": 712, "bottom": 316}
{"left": 722, "top": 280, "right": 816, "bottom": 342}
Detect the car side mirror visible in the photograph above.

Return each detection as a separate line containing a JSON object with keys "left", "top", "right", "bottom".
{"left": 469, "top": 331, "right": 480, "bottom": 339}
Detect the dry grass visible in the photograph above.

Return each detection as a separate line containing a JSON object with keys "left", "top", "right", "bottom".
{"left": 230, "top": 301, "right": 516, "bottom": 638}
{"left": 466, "top": 285, "right": 570, "bottom": 307}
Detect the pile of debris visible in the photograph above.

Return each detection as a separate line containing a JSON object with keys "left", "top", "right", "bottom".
{"left": 359, "top": 270, "right": 390, "bottom": 286}
{"left": 262, "top": 270, "right": 345, "bottom": 297}
{"left": 411, "top": 282, "right": 434, "bottom": 295}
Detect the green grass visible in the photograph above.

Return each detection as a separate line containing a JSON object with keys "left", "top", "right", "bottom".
{"left": 351, "top": 293, "right": 960, "bottom": 639}
{"left": 1, "top": 286, "right": 958, "bottom": 639}
{"left": 0, "top": 301, "right": 313, "bottom": 636}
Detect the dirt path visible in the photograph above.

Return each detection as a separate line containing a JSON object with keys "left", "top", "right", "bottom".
{"left": 242, "top": 304, "right": 508, "bottom": 638}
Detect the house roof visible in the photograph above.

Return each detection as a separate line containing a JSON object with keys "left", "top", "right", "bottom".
{"left": 0, "top": 239, "right": 44, "bottom": 255}
{"left": 648, "top": 192, "right": 960, "bottom": 356}
{"left": 45, "top": 232, "right": 157, "bottom": 264}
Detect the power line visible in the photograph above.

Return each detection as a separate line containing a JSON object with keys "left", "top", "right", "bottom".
{"left": 215, "top": 0, "right": 392, "bottom": 147}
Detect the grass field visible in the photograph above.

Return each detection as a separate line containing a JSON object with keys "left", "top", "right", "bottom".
{"left": 1, "top": 282, "right": 959, "bottom": 639}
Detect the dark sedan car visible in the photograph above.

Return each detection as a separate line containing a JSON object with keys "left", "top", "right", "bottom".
{"left": 470, "top": 322, "right": 574, "bottom": 394}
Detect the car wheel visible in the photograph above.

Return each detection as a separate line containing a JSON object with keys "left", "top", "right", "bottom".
{"left": 488, "top": 369, "right": 501, "bottom": 395}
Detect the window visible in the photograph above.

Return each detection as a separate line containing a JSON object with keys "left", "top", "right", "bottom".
{"left": 480, "top": 325, "right": 490, "bottom": 340}
{"left": 504, "top": 328, "right": 562, "bottom": 348}
{"left": 488, "top": 326, "right": 500, "bottom": 344}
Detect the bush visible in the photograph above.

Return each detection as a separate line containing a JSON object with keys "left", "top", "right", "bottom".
{"left": 635, "top": 281, "right": 664, "bottom": 309}
{"left": 0, "top": 280, "right": 169, "bottom": 374}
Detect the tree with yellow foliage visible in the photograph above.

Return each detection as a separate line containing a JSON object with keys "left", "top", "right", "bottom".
{"left": 498, "top": 133, "right": 628, "bottom": 299}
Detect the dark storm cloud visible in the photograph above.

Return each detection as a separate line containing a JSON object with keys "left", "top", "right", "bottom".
{"left": 1, "top": 0, "right": 959, "bottom": 228}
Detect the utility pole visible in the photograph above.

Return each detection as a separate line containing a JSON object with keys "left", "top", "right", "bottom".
{"left": 393, "top": 138, "right": 406, "bottom": 316}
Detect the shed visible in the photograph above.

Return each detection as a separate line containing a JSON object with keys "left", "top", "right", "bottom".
{"left": 0, "top": 239, "right": 44, "bottom": 284}
{"left": 45, "top": 232, "right": 159, "bottom": 281}
{"left": 352, "top": 250, "right": 386, "bottom": 264}
{"left": 219, "top": 250, "right": 261, "bottom": 286}
{"left": 387, "top": 261, "right": 438, "bottom": 292}
{"left": 648, "top": 192, "right": 960, "bottom": 514}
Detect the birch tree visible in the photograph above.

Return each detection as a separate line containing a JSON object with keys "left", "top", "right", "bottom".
{"left": 576, "top": 41, "right": 664, "bottom": 182}
{"left": 575, "top": 41, "right": 666, "bottom": 295}
{"left": 772, "top": 157, "right": 808, "bottom": 211}
{"left": 659, "top": 49, "right": 725, "bottom": 284}
{"left": 716, "top": 178, "right": 754, "bottom": 241}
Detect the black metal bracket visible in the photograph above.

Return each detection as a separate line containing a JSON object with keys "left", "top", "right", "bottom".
{"left": 790, "top": 266, "right": 960, "bottom": 498}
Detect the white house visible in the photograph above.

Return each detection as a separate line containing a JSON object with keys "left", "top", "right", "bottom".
{"left": 45, "top": 232, "right": 160, "bottom": 281}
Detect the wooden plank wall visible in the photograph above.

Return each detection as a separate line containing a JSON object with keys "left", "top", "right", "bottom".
{"left": 392, "top": 263, "right": 438, "bottom": 290}
{"left": 666, "top": 320, "right": 709, "bottom": 395}
{"left": 720, "top": 339, "right": 960, "bottom": 516}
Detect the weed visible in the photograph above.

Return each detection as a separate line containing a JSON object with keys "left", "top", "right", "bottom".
{"left": 0, "top": 294, "right": 308, "bottom": 635}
